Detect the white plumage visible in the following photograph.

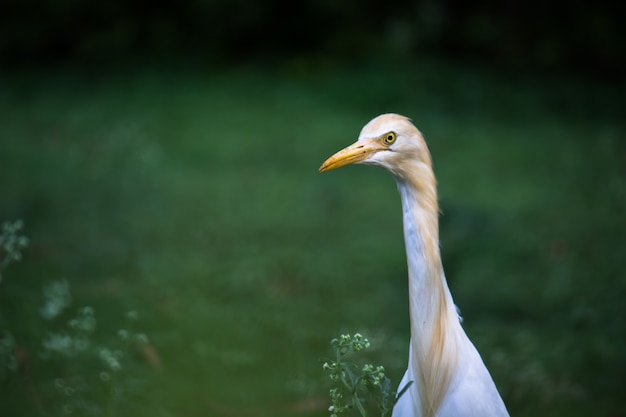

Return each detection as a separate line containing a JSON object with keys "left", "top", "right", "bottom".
{"left": 319, "top": 114, "right": 509, "bottom": 417}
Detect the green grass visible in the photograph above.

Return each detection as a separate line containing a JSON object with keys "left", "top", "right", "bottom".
{"left": 0, "top": 62, "right": 625, "bottom": 416}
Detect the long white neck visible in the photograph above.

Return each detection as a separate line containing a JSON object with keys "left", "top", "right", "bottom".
{"left": 396, "top": 167, "right": 464, "bottom": 417}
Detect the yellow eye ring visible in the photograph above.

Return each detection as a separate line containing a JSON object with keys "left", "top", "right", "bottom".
{"left": 384, "top": 132, "right": 396, "bottom": 145}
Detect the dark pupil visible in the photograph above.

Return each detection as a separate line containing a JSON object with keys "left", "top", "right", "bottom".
{"left": 387, "top": 135, "right": 393, "bottom": 142}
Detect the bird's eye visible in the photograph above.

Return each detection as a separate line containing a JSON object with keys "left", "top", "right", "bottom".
{"left": 384, "top": 132, "right": 396, "bottom": 145}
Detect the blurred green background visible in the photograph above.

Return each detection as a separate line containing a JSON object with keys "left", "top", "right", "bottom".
{"left": 0, "top": 1, "right": 625, "bottom": 416}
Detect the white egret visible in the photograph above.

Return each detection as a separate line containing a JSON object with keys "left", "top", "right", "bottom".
{"left": 319, "top": 114, "right": 509, "bottom": 417}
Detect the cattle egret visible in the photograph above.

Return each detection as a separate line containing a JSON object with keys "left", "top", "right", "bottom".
{"left": 319, "top": 114, "right": 509, "bottom": 417}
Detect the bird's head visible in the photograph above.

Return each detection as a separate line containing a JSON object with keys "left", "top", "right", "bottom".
{"left": 319, "top": 114, "right": 431, "bottom": 178}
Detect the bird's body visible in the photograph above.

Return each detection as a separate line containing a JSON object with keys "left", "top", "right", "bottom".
{"left": 319, "top": 114, "right": 509, "bottom": 417}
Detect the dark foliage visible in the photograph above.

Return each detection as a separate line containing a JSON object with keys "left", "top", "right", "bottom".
{"left": 0, "top": 0, "right": 623, "bottom": 77}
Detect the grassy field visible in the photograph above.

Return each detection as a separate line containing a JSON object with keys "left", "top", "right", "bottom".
{"left": 0, "top": 62, "right": 624, "bottom": 417}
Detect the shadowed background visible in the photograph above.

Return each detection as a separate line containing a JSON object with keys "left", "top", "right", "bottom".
{"left": 0, "top": 1, "right": 625, "bottom": 416}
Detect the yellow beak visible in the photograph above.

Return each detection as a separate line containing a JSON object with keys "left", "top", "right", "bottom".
{"left": 318, "top": 139, "right": 384, "bottom": 173}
